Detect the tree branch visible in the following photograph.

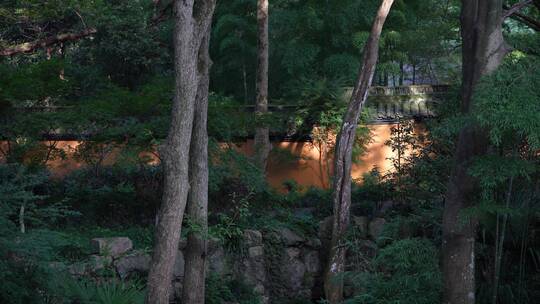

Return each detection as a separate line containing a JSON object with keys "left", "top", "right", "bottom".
{"left": 513, "top": 12, "right": 540, "bottom": 30}
{"left": 0, "top": 28, "right": 97, "bottom": 56}
{"left": 503, "top": 0, "right": 533, "bottom": 20}
{"left": 504, "top": 4, "right": 540, "bottom": 31}
{"left": 151, "top": 2, "right": 173, "bottom": 25}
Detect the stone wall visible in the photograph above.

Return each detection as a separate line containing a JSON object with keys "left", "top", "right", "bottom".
{"left": 69, "top": 215, "right": 388, "bottom": 303}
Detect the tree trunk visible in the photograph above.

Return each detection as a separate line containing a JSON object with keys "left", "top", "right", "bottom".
{"left": 254, "top": 0, "right": 271, "bottom": 170}
{"left": 442, "top": 1, "right": 508, "bottom": 303}
{"left": 412, "top": 62, "right": 416, "bottom": 85}
{"left": 323, "top": 1, "right": 394, "bottom": 303}
{"left": 399, "top": 61, "right": 404, "bottom": 85}
{"left": 145, "top": 1, "right": 216, "bottom": 303}
{"left": 19, "top": 203, "right": 25, "bottom": 234}
{"left": 182, "top": 28, "right": 212, "bottom": 304}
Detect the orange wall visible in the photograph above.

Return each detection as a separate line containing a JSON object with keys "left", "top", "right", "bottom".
{"left": 1, "top": 124, "right": 412, "bottom": 191}
{"left": 251, "top": 124, "right": 397, "bottom": 191}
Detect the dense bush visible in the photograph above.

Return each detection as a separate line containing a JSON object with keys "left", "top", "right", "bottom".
{"left": 60, "top": 278, "right": 145, "bottom": 304}
{"left": 346, "top": 238, "right": 442, "bottom": 304}
{"left": 206, "top": 273, "right": 262, "bottom": 304}
{"left": 0, "top": 164, "right": 75, "bottom": 303}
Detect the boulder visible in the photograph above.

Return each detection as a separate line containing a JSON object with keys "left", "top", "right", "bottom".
{"left": 69, "top": 262, "right": 87, "bottom": 276}
{"left": 114, "top": 251, "right": 151, "bottom": 279}
{"left": 91, "top": 237, "right": 133, "bottom": 258}
{"left": 49, "top": 261, "right": 67, "bottom": 271}
{"left": 318, "top": 216, "right": 333, "bottom": 241}
{"left": 368, "top": 218, "right": 386, "bottom": 240}
{"left": 208, "top": 237, "right": 222, "bottom": 251}
{"left": 235, "top": 255, "right": 266, "bottom": 290}
{"left": 280, "top": 252, "right": 307, "bottom": 295}
{"left": 305, "top": 237, "right": 322, "bottom": 249}
{"left": 88, "top": 254, "right": 112, "bottom": 272}
{"left": 376, "top": 200, "right": 395, "bottom": 216}
{"left": 293, "top": 208, "right": 315, "bottom": 218}
{"left": 243, "top": 230, "right": 263, "bottom": 247}
{"left": 285, "top": 247, "right": 301, "bottom": 259}
{"left": 277, "top": 227, "right": 304, "bottom": 246}
{"left": 303, "top": 250, "right": 320, "bottom": 274}
{"left": 353, "top": 216, "right": 369, "bottom": 239}
{"left": 207, "top": 246, "right": 227, "bottom": 274}
{"left": 249, "top": 246, "right": 264, "bottom": 258}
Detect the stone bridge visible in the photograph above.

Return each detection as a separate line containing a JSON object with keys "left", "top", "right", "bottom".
{"left": 351, "top": 84, "right": 450, "bottom": 123}
{"left": 13, "top": 85, "right": 451, "bottom": 125}
{"left": 257, "top": 84, "right": 451, "bottom": 124}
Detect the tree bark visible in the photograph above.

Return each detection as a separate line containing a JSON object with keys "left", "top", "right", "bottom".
{"left": 181, "top": 28, "right": 212, "bottom": 304}
{"left": 254, "top": 0, "right": 271, "bottom": 170}
{"left": 145, "top": 1, "right": 216, "bottom": 303}
{"left": 441, "top": 1, "right": 509, "bottom": 304}
{"left": 323, "top": 1, "right": 394, "bottom": 303}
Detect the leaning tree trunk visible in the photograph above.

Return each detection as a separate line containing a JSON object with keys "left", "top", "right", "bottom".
{"left": 145, "top": 1, "right": 216, "bottom": 303}
{"left": 441, "top": 1, "right": 508, "bottom": 303}
{"left": 323, "top": 1, "right": 394, "bottom": 303}
{"left": 181, "top": 28, "right": 212, "bottom": 304}
{"left": 253, "top": 0, "right": 271, "bottom": 170}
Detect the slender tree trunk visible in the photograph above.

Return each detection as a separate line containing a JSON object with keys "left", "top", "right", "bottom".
{"left": 323, "top": 1, "right": 394, "bottom": 303}
{"left": 492, "top": 176, "right": 514, "bottom": 304}
{"left": 146, "top": 1, "right": 216, "bottom": 303}
{"left": 254, "top": 0, "right": 271, "bottom": 170}
{"left": 399, "top": 61, "right": 404, "bottom": 85}
{"left": 442, "top": 1, "right": 508, "bottom": 303}
{"left": 182, "top": 28, "right": 212, "bottom": 304}
{"left": 412, "top": 62, "right": 416, "bottom": 85}
{"left": 242, "top": 61, "right": 248, "bottom": 104}
{"left": 19, "top": 202, "right": 25, "bottom": 234}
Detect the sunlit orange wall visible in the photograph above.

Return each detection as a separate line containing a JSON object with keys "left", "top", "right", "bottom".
{"left": 236, "top": 124, "right": 399, "bottom": 191}
{"left": 1, "top": 124, "right": 420, "bottom": 191}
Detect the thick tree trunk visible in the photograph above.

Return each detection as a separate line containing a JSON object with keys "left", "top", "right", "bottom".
{"left": 441, "top": 1, "right": 508, "bottom": 304}
{"left": 145, "top": 1, "right": 216, "bottom": 303}
{"left": 181, "top": 29, "right": 211, "bottom": 304}
{"left": 254, "top": 0, "right": 271, "bottom": 170}
{"left": 323, "top": 1, "right": 394, "bottom": 303}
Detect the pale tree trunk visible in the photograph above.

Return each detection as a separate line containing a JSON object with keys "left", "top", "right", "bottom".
{"left": 254, "top": 0, "right": 271, "bottom": 170}
{"left": 323, "top": 1, "right": 394, "bottom": 303}
{"left": 145, "top": 1, "right": 216, "bottom": 303}
{"left": 19, "top": 202, "right": 25, "bottom": 234}
{"left": 441, "top": 1, "right": 509, "bottom": 304}
{"left": 182, "top": 28, "right": 212, "bottom": 304}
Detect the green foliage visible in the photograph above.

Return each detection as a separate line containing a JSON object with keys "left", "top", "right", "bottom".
{"left": 0, "top": 59, "right": 72, "bottom": 106}
{"left": 77, "top": 0, "right": 169, "bottom": 88}
{"left": 346, "top": 238, "right": 442, "bottom": 304}
{"left": 209, "top": 140, "right": 268, "bottom": 195}
{"left": 473, "top": 51, "right": 540, "bottom": 149}
{"left": 0, "top": 164, "right": 77, "bottom": 230}
{"left": 207, "top": 93, "right": 253, "bottom": 140}
{"left": 206, "top": 273, "right": 262, "bottom": 304}
{"left": 209, "top": 191, "right": 254, "bottom": 252}
{"left": 0, "top": 164, "right": 78, "bottom": 304}
{"left": 61, "top": 278, "right": 145, "bottom": 304}
{"left": 61, "top": 164, "right": 161, "bottom": 226}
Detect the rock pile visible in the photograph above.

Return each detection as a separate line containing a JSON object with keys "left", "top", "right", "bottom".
{"left": 64, "top": 214, "right": 387, "bottom": 303}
